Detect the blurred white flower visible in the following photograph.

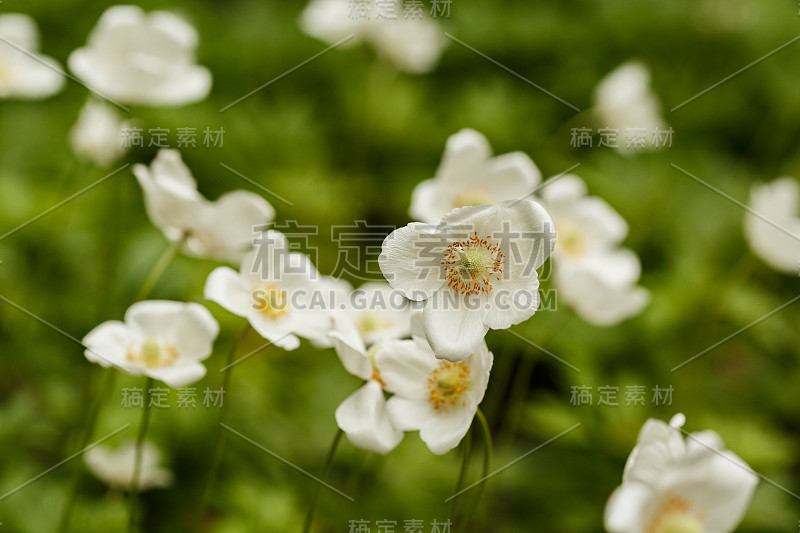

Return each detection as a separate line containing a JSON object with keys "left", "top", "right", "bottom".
{"left": 299, "top": 0, "right": 445, "bottom": 74}
{"left": 84, "top": 439, "right": 173, "bottom": 491}
{"left": 133, "top": 149, "right": 275, "bottom": 263}
{"left": 341, "top": 281, "right": 413, "bottom": 345}
{"left": 69, "top": 5, "right": 211, "bottom": 106}
{"left": 605, "top": 414, "right": 758, "bottom": 533}
{"left": 329, "top": 315, "right": 403, "bottom": 454}
{"left": 204, "top": 230, "right": 332, "bottom": 350}
{"left": 592, "top": 61, "right": 667, "bottom": 152}
{"left": 539, "top": 175, "right": 649, "bottom": 326}
{"left": 410, "top": 129, "right": 542, "bottom": 224}
{"left": 744, "top": 177, "right": 800, "bottom": 275}
{"left": 69, "top": 99, "right": 129, "bottom": 167}
{"left": 375, "top": 313, "right": 493, "bottom": 455}
{"left": 0, "top": 14, "right": 65, "bottom": 99}
{"left": 83, "top": 300, "right": 219, "bottom": 388}
{"left": 380, "top": 199, "right": 555, "bottom": 361}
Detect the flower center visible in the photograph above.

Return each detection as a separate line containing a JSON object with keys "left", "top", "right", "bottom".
{"left": 427, "top": 361, "right": 471, "bottom": 410}
{"left": 442, "top": 232, "right": 505, "bottom": 296}
{"left": 127, "top": 337, "right": 178, "bottom": 369}
{"left": 557, "top": 226, "right": 586, "bottom": 256}
{"left": 453, "top": 189, "right": 491, "bottom": 208}
{"left": 357, "top": 313, "right": 390, "bottom": 336}
{"left": 252, "top": 284, "right": 289, "bottom": 318}
{"left": 648, "top": 497, "right": 704, "bottom": 533}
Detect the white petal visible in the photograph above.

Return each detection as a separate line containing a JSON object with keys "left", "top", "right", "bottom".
{"left": 482, "top": 152, "right": 541, "bottom": 200}
{"left": 379, "top": 223, "right": 447, "bottom": 301}
{"left": 422, "top": 295, "right": 489, "bottom": 362}
{"left": 437, "top": 129, "right": 492, "bottom": 187}
{"left": 604, "top": 483, "right": 652, "bottom": 533}
{"left": 335, "top": 381, "right": 403, "bottom": 455}
{"left": 82, "top": 320, "right": 134, "bottom": 369}
{"left": 386, "top": 397, "right": 437, "bottom": 432}
{"left": 418, "top": 405, "right": 476, "bottom": 455}
{"left": 204, "top": 267, "right": 252, "bottom": 317}
{"left": 409, "top": 178, "right": 453, "bottom": 225}
{"left": 374, "top": 338, "right": 438, "bottom": 399}
{"left": 329, "top": 315, "right": 371, "bottom": 380}
{"left": 146, "top": 361, "right": 207, "bottom": 388}
{"left": 125, "top": 300, "right": 219, "bottom": 360}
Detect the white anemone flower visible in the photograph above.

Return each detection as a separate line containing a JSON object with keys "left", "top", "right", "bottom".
{"left": 83, "top": 300, "right": 219, "bottom": 388}
{"left": 744, "top": 177, "right": 800, "bottom": 275}
{"left": 0, "top": 14, "right": 65, "bottom": 99}
{"left": 341, "top": 281, "right": 413, "bottom": 345}
{"left": 329, "top": 315, "right": 403, "bottom": 454}
{"left": 605, "top": 414, "right": 758, "bottom": 533}
{"left": 380, "top": 199, "right": 555, "bottom": 361}
{"left": 410, "top": 129, "right": 542, "bottom": 224}
{"left": 375, "top": 313, "right": 493, "bottom": 455}
{"left": 84, "top": 439, "right": 173, "bottom": 491}
{"left": 204, "top": 230, "right": 332, "bottom": 351}
{"left": 133, "top": 149, "right": 275, "bottom": 263}
{"left": 68, "top": 5, "right": 211, "bottom": 106}
{"left": 539, "top": 175, "right": 649, "bottom": 326}
{"left": 69, "top": 99, "right": 129, "bottom": 168}
{"left": 592, "top": 61, "right": 667, "bottom": 152}
{"left": 299, "top": 0, "right": 445, "bottom": 74}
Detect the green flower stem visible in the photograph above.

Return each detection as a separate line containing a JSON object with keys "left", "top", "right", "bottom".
{"left": 128, "top": 377, "right": 154, "bottom": 533}
{"left": 192, "top": 325, "right": 251, "bottom": 532}
{"left": 135, "top": 235, "right": 186, "bottom": 302}
{"left": 302, "top": 428, "right": 345, "bottom": 533}
{"left": 450, "top": 427, "right": 473, "bottom": 517}
{"left": 459, "top": 409, "right": 492, "bottom": 533}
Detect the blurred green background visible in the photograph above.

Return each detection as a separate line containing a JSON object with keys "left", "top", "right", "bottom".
{"left": 1, "top": 0, "right": 799, "bottom": 531}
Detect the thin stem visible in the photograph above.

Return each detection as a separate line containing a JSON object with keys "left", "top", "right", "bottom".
{"left": 135, "top": 236, "right": 186, "bottom": 302}
{"left": 459, "top": 409, "right": 492, "bottom": 533}
{"left": 56, "top": 370, "right": 117, "bottom": 533}
{"left": 450, "top": 427, "right": 472, "bottom": 517}
{"left": 128, "top": 378, "right": 154, "bottom": 533}
{"left": 302, "top": 428, "right": 345, "bottom": 533}
{"left": 192, "top": 325, "right": 250, "bottom": 533}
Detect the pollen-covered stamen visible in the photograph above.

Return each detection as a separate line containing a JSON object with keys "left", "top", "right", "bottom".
{"left": 251, "top": 284, "right": 289, "bottom": 318}
{"left": 127, "top": 337, "right": 178, "bottom": 369}
{"left": 427, "top": 360, "right": 471, "bottom": 411}
{"left": 647, "top": 496, "right": 704, "bottom": 533}
{"left": 442, "top": 232, "right": 505, "bottom": 296}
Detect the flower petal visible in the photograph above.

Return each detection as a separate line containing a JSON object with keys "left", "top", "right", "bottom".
{"left": 335, "top": 381, "right": 403, "bottom": 455}
{"left": 422, "top": 296, "right": 488, "bottom": 362}
{"left": 379, "top": 222, "right": 446, "bottom": 301}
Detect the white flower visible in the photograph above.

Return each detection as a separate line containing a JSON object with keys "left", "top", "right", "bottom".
{"left": 592, "top": 61, "right": 667, "bottom": 152}
{"left": 744, "top": 177, "right": 800, "bottom": 275}
{"left": 133, "top": 149, "right": 275, "bottom": 263}
{"left": 380, "top": 199, "right": 555, "bottom": 361}
{"left": 539, "top": 175, "right": 649, "bottom": 326}
{"left": 0, "top": 14, "right": 64, "bottom": 99}
{"left": 410, "top": 129, "right": 542, "bottom": 224}
{"left": 84, "top": 439, "right": 173, "bottom": 491}
{"left": 69, "top": 99, "right": 129, "bottom": 167}
{"left": 204, "top": 230, "right": 332, "bottom": 350}
{"left": 605, "top": 414, "right": 758, "bottom": 533}
{"left": 340, "top": 281, "right": 413, "bottom": 345}
{"left": 329, "top": 315, "right": 403, "bottom": 454}
{"left": 299, "top": 0, "right": 444, "bottom": 74}
{"left": 83, "top": 300, "right": 219, "bottom": 388}
{"left": 68, "top": 5, "right": 211, "bottom": 106}
{"left": 375, "top": 313, "right": 493, "bottom": 455}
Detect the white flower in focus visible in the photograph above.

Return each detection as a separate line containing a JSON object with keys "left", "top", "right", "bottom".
{"left": 539, "top": 175, "right": 649, "bottom": 326}
{"left": 329, "top": 315, "right": 403, "bottom": 454}
{"left": 605, "top": 414, "right": 758, "bottom": 533}
{"left": 380, "top": 199, "right": 555, "bottom": 361}
{"left": 375, "top": 313, "right": 493, "bottom": 455}
{"left": 204, "top": 231, "right": 331, "bottom": 350}
{"left": 133, "top": 149, "right": 275, "bottom": 263}
{"left": 83, "top": 300, "right": 219, "bottom": 387}
{"left": 410, "top": 129, "right": 542, "bottom": 224}
{"left": 299, "top": 0, "right": 445, "bottom": 74}
{"left": 68, "top": 5, "right": 211, "bottom": 106}
{"left": 84, "top": 439, "right": 173, "bottom": 491}
{"left": 69, "top": 99, "right": 129, "bottom": 167}
{"left": 592, "top": 61, "right": 667, "bottom": 152}
{"left": 744, "top": 177, "right": 800, "bottom": 275}
{"left": 0, "top": 14, "right": 65, "bottom": 99}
